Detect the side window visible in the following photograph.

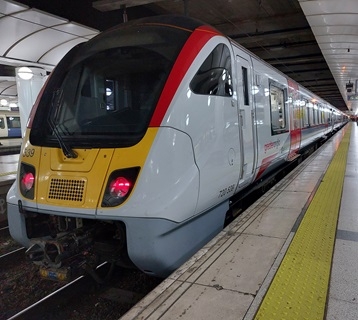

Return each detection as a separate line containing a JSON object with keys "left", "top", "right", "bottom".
{"left": 0, "top": 117, "right": 5, "bottom": 129}
{"left": 308, "top": 103, "right": 313, "bottom": 126}
{"left": 317, "top": 104, "right": 322, "bottom": 124}
{"left": 242, "top": 67, "right": 249, "bottom": 105}
{"left": 269, "top": 80, "right": 287, "bottom": 134}
{"left": 190, "top": 44, "right": 233, "bottom": 97}
{"left": 321, "top": 107, "right": 326, "bottom": 124}
{"left": 302, "top": 99, "right": 309, "bottom": 127}
{"left": 105, "top": 79, "right": 115, "bottom": 111}
{"left": 7, "top": 116, "right": 21, "bottom": 128}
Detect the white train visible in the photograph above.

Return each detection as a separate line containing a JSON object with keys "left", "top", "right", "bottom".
{"left": 7, "top": 15, "right": 347, "bottom": 280}
{"left": 0, "top": 110, "right": 21, "bottom": 138}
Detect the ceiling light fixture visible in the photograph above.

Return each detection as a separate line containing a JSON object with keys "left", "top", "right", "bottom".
{"left": 18, "top": 67, "right": 34, "bottom": 80}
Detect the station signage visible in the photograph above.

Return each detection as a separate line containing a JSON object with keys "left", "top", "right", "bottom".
{"left": 347, "top": 95, "right": 358, "bottom": 101}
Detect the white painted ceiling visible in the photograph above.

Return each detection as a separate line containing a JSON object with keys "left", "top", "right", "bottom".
{"left": 299, "top": 0, "right": 358, "bottom": 114}
{"left": 0, "top": 0, "right": 98, "bottom": 105}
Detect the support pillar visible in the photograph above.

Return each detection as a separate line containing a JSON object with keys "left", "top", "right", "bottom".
{"left": 16, "top": 67, "right": 47, "bottom": 137}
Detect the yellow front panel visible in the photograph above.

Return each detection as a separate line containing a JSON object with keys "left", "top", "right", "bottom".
{"left": 24, "top": 128, "right": 158, "bottom": 209}
{"left": 37, "top": 148, "right": 114, "bottom": 208}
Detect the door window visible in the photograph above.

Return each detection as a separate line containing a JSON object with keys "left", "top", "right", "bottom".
{"left": 269, "top": 80, "right": 288, "bottom": 134}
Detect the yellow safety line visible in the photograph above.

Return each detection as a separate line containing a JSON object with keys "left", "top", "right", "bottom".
{"left": 254, "top": 125, "right": 351, "bottom": 320}
{"left": 0, "top": 171, "right": 17, "bottom": 177}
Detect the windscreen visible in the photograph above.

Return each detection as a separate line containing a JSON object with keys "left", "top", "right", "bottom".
{"left": 30, "top": 24, "right": 191, "bottom": 148}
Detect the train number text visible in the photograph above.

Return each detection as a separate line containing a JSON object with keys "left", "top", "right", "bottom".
{"left": 23, "top": 148, "right": 35, "bottom": 157}
{"left": 218, "top": 184, "right": 236, "bottom": 198}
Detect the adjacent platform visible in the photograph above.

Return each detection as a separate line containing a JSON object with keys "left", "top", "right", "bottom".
{"left": 0, "top": 138, "right": 22, "bottom": 155}
{"left": 0, "top": 153, "right": 19, "bottom": 225}
{"left": 121, "top": 122, "right": 357, "bottom": 320}
{"left": 0, "top": 138, "right": 21, "bottom": 224}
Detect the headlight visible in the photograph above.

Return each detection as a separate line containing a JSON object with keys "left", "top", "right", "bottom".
{"left": 102, "top": 167, "right": 140, "bottom": 207}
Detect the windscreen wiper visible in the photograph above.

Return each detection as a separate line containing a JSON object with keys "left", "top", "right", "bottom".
{"left": 48, "top": 89, "right": 78, "bottom": 159}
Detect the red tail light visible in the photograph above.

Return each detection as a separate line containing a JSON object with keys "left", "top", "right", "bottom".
{"left": 110, "top": 177, "right": 131, "bottom": 198}
{"left": 102, "top": 167, "right": 140, "bottom": 207}
{"left": 20, "top": 163, "right": 36, "bottom": 199}
{"left": 22, "top": 172, "right": 34, "bottom": 190}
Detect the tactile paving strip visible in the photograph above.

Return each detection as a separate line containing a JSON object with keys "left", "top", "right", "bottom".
{"left": 254, "top": 125, "right": 351, "bottom": 320}
{"left": 0, "top": 171, "right": 16, "bottom": 177}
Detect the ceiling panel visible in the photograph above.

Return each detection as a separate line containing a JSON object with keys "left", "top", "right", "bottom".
{"left": 54, "top": 22, "right": 100, "bottom": 38}
{"left": 299, "top": 0, "right": 358, "bottom": 14}
{"left": 299, "top": 0, "right": 358, "bottom": 114}
{"left": 0, "top": 16, "right": 43, "bottom": 55}
{"left": 7, "top": 29, "right": 82, "bottom": 61}
{"left": 0, "top": 0, "right": 99, "bottom": 107}
{"left": 39, "top": 38, "right": 91, "bottom": 65}
{"left": 0, "top": 75, "right": 17, "bottom": 105}
{"left": 13, "top": 8, "right": 68, "bottom": 25}
{"left": 0, "top": 0, "right": 26, "bottom": 14}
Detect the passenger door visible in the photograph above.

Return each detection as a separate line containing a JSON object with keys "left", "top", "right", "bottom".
{"left": 236, "top": 53, "right": 256, "bottom": 187}
{"left": 287, "top": 79, "right": 301, "bottom": 160}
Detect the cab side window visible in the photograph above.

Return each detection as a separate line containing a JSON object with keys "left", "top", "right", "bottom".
{"left": 190, "top": 44, "right": 233, "bottom": 97}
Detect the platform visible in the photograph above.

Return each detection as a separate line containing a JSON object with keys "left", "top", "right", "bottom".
{"left": 121, "top": 122, "right": 357, "bottom": 320}
{"left": 0, "top": 138, "right": 22, "bottom": 155}
{"left": 0, "top": 153, "right": 19, "bottom": 225}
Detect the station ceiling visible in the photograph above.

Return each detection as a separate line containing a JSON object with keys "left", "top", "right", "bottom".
{"left": 1, "top": 0, "right": 357, "bottom": 114}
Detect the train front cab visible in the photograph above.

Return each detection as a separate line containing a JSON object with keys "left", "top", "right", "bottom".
{"left": 7, "top": 18, "right": 240, "bottom": 279}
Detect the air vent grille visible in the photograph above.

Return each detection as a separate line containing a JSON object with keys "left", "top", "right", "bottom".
{"left": 48, "top": 178, "right": 85, "bottom": 202}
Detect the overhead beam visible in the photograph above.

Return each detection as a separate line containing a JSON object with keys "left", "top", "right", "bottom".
{"left": 246, "top": 43, "right": 316, "bottom": 54}
{"left": 232, "top": 28, "right": 314, "bottom": 47}
{"left": 0, "top": 65, "right": 16, "bottom": 77}
{"left": 93, "top": 0, "right": 163, "bottom": 11}
{"left": 250, "top": 45, "right": 321, "bottom": 60}
{"left": 214, "top": 12, "right": 310, "bottom": 37}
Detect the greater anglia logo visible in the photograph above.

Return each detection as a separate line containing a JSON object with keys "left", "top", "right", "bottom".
{"left": 264, "top": 140, "right": 280, "bottom": 153}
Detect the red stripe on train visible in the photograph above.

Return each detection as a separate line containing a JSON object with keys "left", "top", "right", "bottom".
{"left": 255, "top": 154, "right": 277, "bottom": 181}
{"left": 149, "top": 25, "right": 220, "bottom": 127}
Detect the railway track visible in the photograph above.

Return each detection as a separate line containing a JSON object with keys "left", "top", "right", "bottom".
{"left": 7, "top": 264, "right": 110, "bottom": 320}
{"left": 0, "top": 224, "right": 23, "bottom": 267}
{"left": 0, "top": 225, "right": 64, "bottom": 320}
{"left": 0, "top": 225, "right": 9, "bottom": 235}
{"left": 0, "top": 225, "right": 23, "bottom": 257}
{"left": 7, "top": 274, "right": 86, "bottom": 320}
{"left": 0, "top": 247, "right": 26, "bottom": 267}
{"left": 3, "top": 263, "right": 161, "bottom": 320}
{"left": 1, "top": 220, "right": 161, "bottom": 320}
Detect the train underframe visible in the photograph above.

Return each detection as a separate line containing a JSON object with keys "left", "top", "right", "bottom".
{"left": 24, "top": 212, "right": 134, "bottom": 281}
